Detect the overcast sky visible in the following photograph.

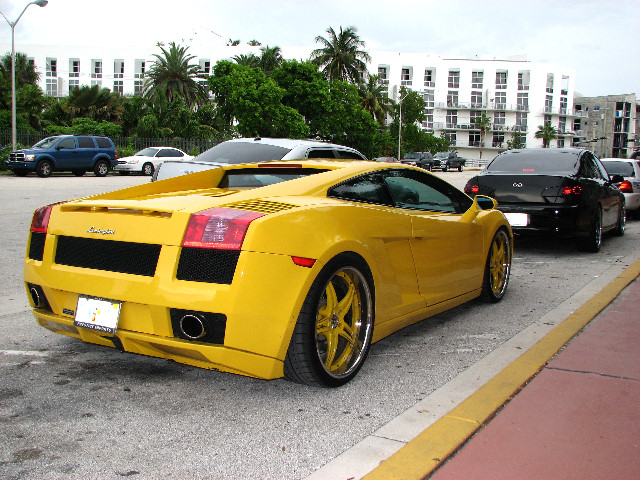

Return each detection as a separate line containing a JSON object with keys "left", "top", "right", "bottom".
{"left": 0, "top": 0, "right": 638, "bottom": 96}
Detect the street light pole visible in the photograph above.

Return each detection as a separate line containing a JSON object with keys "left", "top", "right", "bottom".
{"left": 397, "top": 90, "right": 408, "bottom": 160}
{"left": 0, "top": 1, "right": 48, "bottom": 151}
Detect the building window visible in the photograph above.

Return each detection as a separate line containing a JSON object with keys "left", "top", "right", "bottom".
{"left": 378, "top": 65, "right": 389, "bottom": 84}
{"left": 557, "top": 137, "right": 565, "bottom": 148}
{"left": 69, "top": 59, "right": 80, "bottom": 78}
{"left": 448, "top": 70, "right": 460, "bottom": 89}
{"left": 494, "top": 91, "right": 506, "bottom": 109}
{"left": 46, "top": 78, "right": 57, "bottom": 96}
{"left": 69, "top": 79, "right": 79, "bottom": 93}
{"left": 424, "top": 68, "right": 434, "bottom": 87}
{"left": 113, "top": 59, "right": 124, "bottom": 94}
{"left": 401, "top": 67, "right": 412, "bottom": 86}
{"left": 517, "top": 92, "right": 529, "bottom": 111}
{"left": 495, "top": 71, "right": 507, "bottom": 90}
{"left": 422, "top": 90, "right": 434, "bottom": 108}
{"left": 518, "top": 71, "right": 530, "bottom": 90}
{"left": 471, "top": 71, "right": 483, "bottom": 89}
{"left": 559, "top": 96, "right": 567, "bottom": 114}
{"left": 447, "top": 91, "right": 458, "bottom": 107}
{"left": 561, "top": 75, "right": 569, "bottom": 95}
{"left": 91, "top": 59, "right": 102, "bottom": 86}
{"left": 46, "top": 57, "right": 57, "bottom": 77}
{"left": 469, "top": 132, "right": 481, "bottom": 147}
{"left": 546, "top": 73, "right": 554, "bottom": 93}
{"left": 558, "top": 117, "right": 567, "bottom": 133}
{"left": 516, "top": 112, "right": 528, "bottom": 131}
{"left": 199, "top": 59, "right": 210, "bottom": 75}
{"left": 470, "top": 110, "right": 481, "bottom": 127}
{"left": 134, "top": 59, "right": 146, "bottom": 95}
{"left": 446, "top": 110, "right": 458, "bottom": 128}
{"left": 492, "top": 133, "right": 505, "bottom": 148}
{"left": 444, "top": 131, "right": 456, "bottom": 146}
{"left": 545, "top": 95, "right": 553, "bottom": 113}
{"left": 422, "top": 110, "right": 434, "bottom": 130}
{"left": 494, "top": 111, "right": 505, "bottom": 129}
{"left": 573, "top": 118, "right": 581, "bottom": 132}
{"left": 471, "top": 91, "right": 483, "bottom": 108}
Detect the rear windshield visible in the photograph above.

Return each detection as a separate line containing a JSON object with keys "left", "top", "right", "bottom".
{"left": 196, "top": 142, "right": 291, "bottom": 164}
{"left": 486, "top": 151, "right": 580, "bottom": 174}
{"left": 219, "top": 167, "right": 329, "bottom": 188}
{"left": 601, "top": 161, "right": 635, "bottom": 177}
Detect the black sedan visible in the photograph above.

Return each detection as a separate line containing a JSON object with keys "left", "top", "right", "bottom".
{"left": 464, "top": 148, "right": 625, "bottom": 252}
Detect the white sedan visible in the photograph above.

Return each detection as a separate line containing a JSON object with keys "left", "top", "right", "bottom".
{"left": 600, "top": 158, "right": 640, "bottom": 216}
{"left": 114, "top": 147, "right": 193, "bottom": 176}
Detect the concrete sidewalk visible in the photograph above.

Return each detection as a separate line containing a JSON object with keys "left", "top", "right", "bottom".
{"left": 361, "top": 260, "right": 640, "bottom": 480}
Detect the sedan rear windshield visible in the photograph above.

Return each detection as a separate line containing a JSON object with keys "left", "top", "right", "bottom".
{"left": 486, "top": 152, "right": 579, "bottom": 174}
{"left": 601, "top": 161, "right": 635, "bottom": 177}
{"left": 196, "top": 142, "right": 291, "bottom": 164}
{"left": 219, "top": 167, "right": 329, "bottom": 188}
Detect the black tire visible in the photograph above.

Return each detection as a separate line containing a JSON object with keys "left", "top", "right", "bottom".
{"left": 284, "top": 254, "right": 374, "bottom": 387}
{"left": 442, "top": 164, "right": 448, "bottom": 172}
{"left": 613, "top": 203, "right": 626, "bottom": 237}
{"left": 118, "top": 171, "right": 130, "bottom": 176}
{"left": 36, "top": 160, "right": 53, "bottom": 178}
{"left": 72, "top": 169, "right": 86, "bottom": 177}
{"left": 93, "top": 159, "right": 109, "bottom": 177}
{"left": 481, "top": 228, "right": 511, "bottom": 303}
{"left": 458, "top": 164, "right": 463, "bottom": 172}
{"left": 577, "top": 206, "right": 603, "bottom": 252}
{"left": 142, "top": 162, "right": 154, "bottom": 176}
{"left": 13, "top": 169, "right": 29, "bottom": 177}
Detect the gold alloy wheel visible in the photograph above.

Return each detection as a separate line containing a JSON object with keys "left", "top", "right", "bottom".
{"left": 488, "top": 230, "right": 511, "bottom": 298}
{"left": 315, "top": 267, "right": 372, "bottom": 378}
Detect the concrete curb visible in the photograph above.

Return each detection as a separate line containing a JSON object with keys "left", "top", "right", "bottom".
{"left": 361, "top": 258, "right": 640, "bottom": 480}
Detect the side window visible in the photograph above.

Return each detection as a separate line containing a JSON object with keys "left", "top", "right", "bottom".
{"left": 171, "top": 149, "right": 185, "bottom": 157}
{"left": 95, "top": 137, "right": 112, "bottom": 148}
{"left": 77, "top": 137, "right": 95, "bottom": 148}
{"left": 307, "top": 149, "right": 337, "bottom": 159}
{"left": 579, "top": 153, "right": 602, "bottom": 179}
{"left": 328, "top": 174, "right": 393, "bottom": 206}
{"left": 380, "top": 169, "right": 472, "bottom": 213}
{"left": 56, "top": 138, "right": 76, "bottom": 149}
{"left": 337, "top": 150, "right": 366, "bottom": 160}
{"left": 158, "top": 149, "right": 173, "bottom": 157}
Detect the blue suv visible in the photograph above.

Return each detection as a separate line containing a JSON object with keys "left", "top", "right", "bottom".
{"left": 7, "top": 135, "right": 117, "bottom": 177}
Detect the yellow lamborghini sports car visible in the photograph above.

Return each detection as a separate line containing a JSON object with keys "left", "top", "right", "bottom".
{"left": 25, "top": 160, "right": 512, "bottom": 387}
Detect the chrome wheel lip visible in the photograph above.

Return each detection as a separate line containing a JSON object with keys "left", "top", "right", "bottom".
{"left": 314, "top": 266, "right": 373, "bottom": 380}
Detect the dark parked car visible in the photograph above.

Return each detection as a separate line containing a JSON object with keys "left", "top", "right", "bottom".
{"left": 464, "top": 148, "right": 625, "bottom": 252}
{"left": 401, "top": 152, "right": 437, "bottom": 170}
{"left": 433, "top": 151, "right": 466, "bottom": 171}
{"left": 7, "top": 135, "right": 117, "bottom": 177}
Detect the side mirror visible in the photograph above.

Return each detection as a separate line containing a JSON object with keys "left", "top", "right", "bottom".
{"left": 460, "top": 195, "right": 497, "bottom": 223}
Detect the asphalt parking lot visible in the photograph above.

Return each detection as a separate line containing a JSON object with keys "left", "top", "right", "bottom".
{"left": 2, "top": 170, "right": 640, "bottom": 480}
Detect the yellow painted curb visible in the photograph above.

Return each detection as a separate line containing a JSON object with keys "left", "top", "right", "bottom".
{"left": 363, "top": 258, "right": 640, "bottom": 480}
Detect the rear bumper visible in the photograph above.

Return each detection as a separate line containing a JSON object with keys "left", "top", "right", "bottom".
{"left": 498, "top": 204, "right": 586, "bottom": 235}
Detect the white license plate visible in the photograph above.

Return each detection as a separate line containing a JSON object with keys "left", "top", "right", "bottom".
{"left": 504, "top": 212, "right": 529, "bottom": 227}
{"left": 74, "top": 295, "right": 121, "bottom": 334}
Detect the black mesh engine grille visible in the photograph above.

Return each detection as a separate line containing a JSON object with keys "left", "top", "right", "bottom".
{"left": 177, "top": 248, "right": 240, "bottom": 284}
{"left": 55, "top": 236, "right": 161, "bottom": 277}
{"left": 28, "top": 232, "right": 46, "bottom": 261}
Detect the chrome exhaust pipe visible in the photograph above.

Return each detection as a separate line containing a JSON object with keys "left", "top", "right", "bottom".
{"left": 179, "top": 314, "right": 207, "bottom": 340}
{"left": 29, "top": 285, "right": 43, "bottom": 308}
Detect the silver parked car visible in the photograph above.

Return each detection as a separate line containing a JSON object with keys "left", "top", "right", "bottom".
{"left": 600, "top": 158, "right": 640, "bottom": 216}
{"left": 152, "top": 137, "right": 367, "bottom": 181}
{"left": 114, "top": 147, "right": 193, "bottom": 176}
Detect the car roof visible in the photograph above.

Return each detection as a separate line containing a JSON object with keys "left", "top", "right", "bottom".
{"left": 224, "top": 137, "right": 357, "bottom": 150}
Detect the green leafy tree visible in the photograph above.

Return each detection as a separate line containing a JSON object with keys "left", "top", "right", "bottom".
{"left": 358, "top": 74, "right": 394, "bottom": 126}
{"left": 0, "top": 52, "right": 44, "bottom": 129}
{"left": 535, "top": 121, "right": 558, "bottom": 148}
{"left": 258, "top": 45, "right": 284, "bottom": 76}
{"left": 143, "top": 42, "right": 209, "bottom": 109}
{"left": 395, "top": 87, "right": 426, "bottom": 126}
{"left": 66, "top": 84, "right": 123, "bottom": 121}
{"left": 473, "top": 112, "right": 492, "bottom": 159}
{"left": 507, "top": 131, "right": 525, "bottom": 150}
{"left": 47, "top": 117, "right": 122, "bottom": 137}
{"left": 0, "top": 52, "right": 40, "bottom": 89}
{"left": 310, "top": 26, "right": 370, "bottom": 84}
{"left": 120, "top": 95, "right": 149, "bottom": 136}
{"left": 232, "top": 53, "right": 260, "bottom": 68}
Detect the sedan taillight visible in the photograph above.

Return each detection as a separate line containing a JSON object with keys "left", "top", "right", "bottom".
{"left": 618, "top": 180, "right": 633, "bottom": 193}
{"left": 182, "top": 207, "right": 265, "bottom": 250}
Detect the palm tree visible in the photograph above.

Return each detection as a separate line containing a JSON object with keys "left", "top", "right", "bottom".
{"left": 310, "top": 26, "right": 371, "bottom": 84}
{"left": 66, "top": 84, "right": 121, "bottom": 121}
{"left": 0, "top": 52, "right": 40, "bottom": 87}
{"left": 474, "top": 112, "right": 492, "bottom": 159}
{"left": 143, "top": 42, "right": 209, "bottom": 109}
{"left": 258, "top": 45, "right": 283, "bottom": 76}
{"left": 232, "top": 53, "right": 259, "bottom": 68}
{"left": 358, "top": 75, "right": 394, "bottom": 126}
{"left": 535, "top": 121, "right": 558, "bottom": 148}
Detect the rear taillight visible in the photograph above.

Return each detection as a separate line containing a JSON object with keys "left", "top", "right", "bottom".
{"left": 561, "top": 185, "right": 582, "bottom": 196}
{"left": 30, "top": 204, "right": 55, "bottom": 233}
{"left": 465, "top": 184, "right": 479, "bottom": 194}
{"left": 618, "top": 180, "right": 632, "bottom": 193}
{"left": 182, "top": 207, "right": 265, "bottom": 250}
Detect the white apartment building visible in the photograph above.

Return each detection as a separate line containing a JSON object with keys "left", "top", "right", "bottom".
{"left": 2, "top": 43, "right": 584, "bottom": 159}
